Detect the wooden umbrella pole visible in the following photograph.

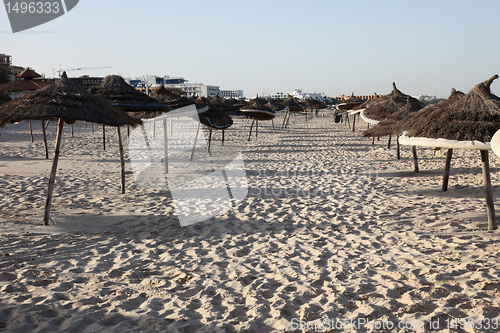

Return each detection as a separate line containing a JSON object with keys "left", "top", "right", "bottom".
{"left": 41, "top": 120, "right": 49, "bottom": 159}
{"left": 412, "top": 145, "right": 419, "bottom": 173}
{"left": 102, "top": 124, "right": 106, "bottom": 150}
{"left": 272, "top": 119, "right": 276, "bottom": 134}
{"left": 248, "top": 118, "right": 255, "bottom": 141}
{"left": 116, "top": 127, "right": 126, "bottom": 194}
{"left": 281, "top": 110, "right": 288, "bottom": 129}
{"left": 480, "top": 150, "right": 497, "bottom": 230}
{"left": 71, "top": 124, "right": 74, "bottom": 138}
{"left": 91, "top": 122, "right": 94, "bottom": 134}
{"left": 372, "top": 137, "right": 375, "bottom": 146}
{"left": 207, "top": 128, "right": 212, "bottom": 153}
{"left": 352, "top": 113, "right": 356, "bottom": 132}
{"left": 163, "top": 119, "right": 168, "bottom": 173}
{"left": 255, "top": 120, "right": 258, "bottom": 139}
{"left": 442, "top": 148, "right": 453, "bottom": 192}
{"left": 190, "top": 122, "right": 201, "bottom": 161}
{"left": 387, "top": 135, "right": 392, "bottom": 149}
{"left": 222, "top": 129, "right": 225, "bottom": 146}
{"left": 153, "top": 121, "right": 156, "bottom": 140}
{"left": 44, "top": 118, "right": 64, "bottom": 226}
{"left": 45, "top": 119, "right": 50, "bottom": 130}
{"left": 396, "top": 135, "right": 401, "bottom": 160}
{"left": 29, "top": 120, "right": 34, "bottom": 142}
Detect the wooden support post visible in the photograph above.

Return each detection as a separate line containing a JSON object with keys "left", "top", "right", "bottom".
{"left": 163, "top": 119, "right": 168, "bottom": 173}
{"left": 372, "top": 137, "right": 375, "bottom": 146}
{"left": 91, "top": 122, "right": 94, "bottom": 134}
{"left": 442, "top": 148, "right": 453, "bottom": 192}
{"left": 387, "top": 135, "right": 392, "bottom": 149}
{"left": 352, "top": 114, "right": 356, "bottom": 132}
{"left": 272, "top": 119, "right": 276, "bottom": 134}
{"left": 222, "top": 129, "right": 225, "bottom": 146}
{"left": 248, "top": 119, "right": 255, "bottom": 141}
{"left": 480, "top": 150, "right": 497, "bottom": 230}
{"left": 29, "top": 120, "right": 34, "bottom": 142}
{"left": 41, "top": 120, "right": 49, "bottom": 160}
{"left": 116, "top": 127, "right": 125, "bottom": 194}
{"left": 190, "top": 122, "right": 200, "bottom": 161}
{"left": 102, "top": 124, "right": 106, "bottom": 150}
{"left": 255, "top": 120, "right": 258, "bottom": 139}
{"left": 207, "top": 128, "right": 212, "bottom": 153}
{"left": 44, "top": 118, "right": 64, "bottom": 226}
{"left": 412, "top": 145, "right": 419, "bottom": 173}
{"left": 396, "top": 135, "right": 400, "bottom": 160}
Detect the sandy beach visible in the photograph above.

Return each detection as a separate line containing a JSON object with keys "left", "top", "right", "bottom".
{"left": 1, "top": 113, "right": 500, "bottom": 332}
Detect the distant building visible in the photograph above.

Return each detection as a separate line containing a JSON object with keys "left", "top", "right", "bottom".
{"left": 71, "top": 75, "right": 104, "bottom": 90}
{"left": 126, "top": 75, "right": 188, "bottom": 88}
{"left": 165, "top": 83, "right": 220, "bottom": 98}
{"left": 413, "top": 94, "right": 437, "bottom": 102}
{"left": 219, "top": 89, "right": 243, "bottom": 99}
{"left": 0, "top": 53, "right": 12, "bottom": 81}
{"left": 0, "top": 68, "right": 53, "bottom": 98}
{"left": 291, "top": 89, "right": 325, "bottom": 101}
{"left": 339, "top": 94, "right": 379, "bottom": 101}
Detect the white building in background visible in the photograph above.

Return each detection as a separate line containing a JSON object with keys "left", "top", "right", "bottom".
{"left": 291, "top": 89, "right": 325, "bottom": 101}
{"left": 165, "top": 83, "right": 220, "bottom": 98}
{"left": 413, "top": 94, "right": 437, "bottom": 102}
{"left": 219, "top": 90, "right": 244, "bottom": 99}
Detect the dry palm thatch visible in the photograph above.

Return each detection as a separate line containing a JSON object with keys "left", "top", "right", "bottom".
{"left": 400, "top": 75, "right": 500, "bottom": 230}
{"left": 241, "top": 102, "right": 277, "bottom": 140}
{"left": 402, "top": 77, "right": 500, "bottom": 142}
{"left": 90, "top": 75, "right": 169, "bottom": 118}
{"left": 282, "top": 95, "right": 303, "bottom": 112}
{"left": 395, "top": 88, "right": 465, "bottom": 135}
{"left": 337, "top": 94, "right": 364, "bottom": 111}
{"left": 210, "top": 95, "right": 248, "bottom": 118}
{"left": 361, "top": 83, "right": 422, "bottom": 121}
{"left": 0, "top": 74, "right": 137, "bottom": 127}
{"left": 265, "top": 99, "right": 287, "bottom": 113}
{"left": 0, "top": 72, "right": 140, "bottom": 226}
{"left": 362, "top": 96, "right": 424, "bottom": 137}
{"left": 153, "top": 85, "right": 208, "bottom": 112}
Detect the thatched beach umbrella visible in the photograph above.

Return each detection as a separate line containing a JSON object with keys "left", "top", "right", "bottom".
{"left": 0, "top": 72, "right": 140, "bottom": 225}
{"left": 240, "top": 102, "right": 277, "bottom": 141}
{"left": 362, "top": 96, "right": 424, "bottom": 157}
{"left": 360, "top": 83, "right": 421, "bottom": 122}
{"left": 399, "top": 75, "right": 500, "bottom": 230}
{"left": 281, "top": 95, "right": 303, "bottom": 129}
{"left": 394, "top": 89, "right": 465, "bottom": 174}
{"left": 153, "top": 85, "right": 208, "bottom": 113}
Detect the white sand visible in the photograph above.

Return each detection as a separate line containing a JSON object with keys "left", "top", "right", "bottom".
{"left": 1, "top": 113, "right": 500, "bottom": 332}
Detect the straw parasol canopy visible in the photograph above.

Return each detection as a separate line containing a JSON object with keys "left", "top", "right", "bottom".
{"left": 0, "top": 72, "right": 140, "bottom": 226}
{"left": 265, "top": 98, "right": 288, "bottom": 113}
{"left": 90, "top": 75, "right": 170, "bottom": 118}
{"left": 282, "top": 95, "right": 303, "bottom": 112}
{"left": 396, "top": 88, "right": 465, "bottom": 136}
{"left": 153, "top": 85, "right": 208, "bottom": 113}
{"left": 210, "top": 95, "right": 248, "bottom": 119}
{"left": 399, "top": 75, "right": 500, "bottom": 230}
{"left": 194, "top": 96, "right": 233, "bottom": 129}
{"left": 362, "top": 96, "right": 424, "bottom": 138}
{"left": 361, "top": 83, "right": 422, "bottom": 122}
{"left": 0, "top": 73, "right": 137, "bottom": 127}
{"left": 337, "top": 94, "right": 364, "bottom": 111}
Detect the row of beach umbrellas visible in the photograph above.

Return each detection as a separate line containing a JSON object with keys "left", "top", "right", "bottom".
{"left": 340, "top": 75, "right": 500, "bottom": 230}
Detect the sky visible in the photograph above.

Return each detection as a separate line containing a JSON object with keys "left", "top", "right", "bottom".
{"left": 2, "top": 0, "right": 500, "bottom": 99}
